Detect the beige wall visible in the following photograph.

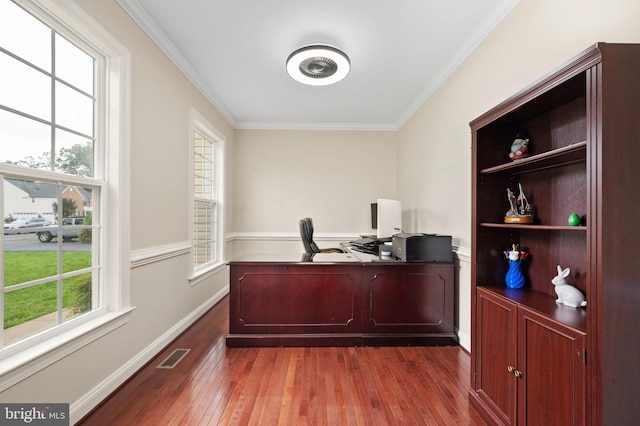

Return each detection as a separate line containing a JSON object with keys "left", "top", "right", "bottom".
{"left": 0, "top": 0, "right": 234, "bottom": 421}
{"left": 398, "top": 0, "right": 640, "bottom": 349}
{"left": 232, "top": 129, "right": 397, "bottom": 233}
{"left": 230, "top": 129, "right": 397, "bottom": 257}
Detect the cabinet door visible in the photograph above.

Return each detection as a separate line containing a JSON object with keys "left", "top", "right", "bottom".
{"left": 362, "top": 264, "right": 454, "bottom": 334}
{"left": 475, "top": 288, "right": 518, "bottom": 425}
{"left": 518, "top": 306, "right": 586, "bottom": 425}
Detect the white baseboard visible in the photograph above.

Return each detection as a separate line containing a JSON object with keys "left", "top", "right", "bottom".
{"left": 70, "top": 286, "right": 228, "bottom": 424}
{"left": 457, "top": 329, "right": 470, "bottom": 352}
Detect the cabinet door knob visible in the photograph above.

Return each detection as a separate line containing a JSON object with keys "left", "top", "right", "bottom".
{"left": 507, "top": 366, "right": 523, "bottom": 377}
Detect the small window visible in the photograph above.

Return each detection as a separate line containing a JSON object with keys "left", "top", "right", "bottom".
{"left": 190, "top": 111, "right": 225, "bottom": 277}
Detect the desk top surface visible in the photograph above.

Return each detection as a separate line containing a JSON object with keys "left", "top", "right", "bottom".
{"left": 229, "top": 246, "right": 393, "bottom": 264}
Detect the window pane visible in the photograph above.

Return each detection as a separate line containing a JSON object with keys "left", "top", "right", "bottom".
{"left": 195, "top": 136, "right": 213, "bottom": 158}
{"left": 57, "top": 186, "right": 93, "bottom": 220}
{"left": 0, "top": 52, "right": 52, "bottom": 121}
{"left": 62, "top": 254, "right": 92, "bottom": 321}
{"left": 194, "top": 132, "right": 215, "bottom": 199}
{"left": 62, "top": 250, "right": 91, "bottom": 277}
{"left": 194, "top": 200, "right": 215, "bottom": 267}
{"left": 0, "top": 0, "right": 51, "bottom": 71}
{"left": 3, "top": 178, "right": 96, "bottom": 345}
{"left": 55, "top": 81, "right": 94, "bottom": 136}
{"left": 3, "top": 179, "right": 58, "bottom": 345}
{"left": 3, "top": 178, "right": 57, "bottom": 229}
{"left": 55, "top": 34, "right": 94, "bottom": 95}
{"left": 3, "top": 281, "right": 59, "bottom": 346}
{"left": 55, "top": 130, "right": 94, "bottom": 177}
{"left": 194, "top": 177, "right": 213, "bottom": 198}
{"left": 194, "top": 201, "right": 212, "bottom": 238}
{"left": 0, "top": 109, "right": 51, "bottom": 168}
{"left": 62, "top": 272, "right": 93, "bottom": 320}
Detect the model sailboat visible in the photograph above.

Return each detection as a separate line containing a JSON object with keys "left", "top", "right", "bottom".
{"left": 505, "top": 183, "right": 533, "bottom": 224}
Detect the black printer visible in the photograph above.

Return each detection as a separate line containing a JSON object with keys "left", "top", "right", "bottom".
{"left": 392, "top": 233, "right": 452, "bottom": 263}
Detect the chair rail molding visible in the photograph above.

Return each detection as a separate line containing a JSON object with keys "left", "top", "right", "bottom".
{"left": 130, "top": 241, "right": 191, "bottom": 268}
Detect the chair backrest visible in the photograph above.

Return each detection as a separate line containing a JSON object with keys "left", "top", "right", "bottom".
{"left": 299, "top": 217, "right": 321, "bottom": 253}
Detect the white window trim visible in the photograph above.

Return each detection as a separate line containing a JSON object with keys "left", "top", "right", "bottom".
{"left": 189, "top": 108, "right": 225, "bottom": 283}
{"left": 0, "top": 0, "right": 132, "bottom": 391}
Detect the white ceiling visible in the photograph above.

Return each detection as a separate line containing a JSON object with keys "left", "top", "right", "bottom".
{"left": 117, "top": 0, "right": 519, "bottom": 130}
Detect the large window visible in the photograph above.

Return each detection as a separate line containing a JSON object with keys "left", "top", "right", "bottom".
{"left": 0, "top": 0, "right": 129, "bottom": 386}
{"left": 191, "top": 110, "right": 224, "bottom": 277}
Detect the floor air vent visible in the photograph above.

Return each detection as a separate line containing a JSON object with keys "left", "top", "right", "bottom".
{"left": 157, "top": 349, "right": 190, "bottom": 369}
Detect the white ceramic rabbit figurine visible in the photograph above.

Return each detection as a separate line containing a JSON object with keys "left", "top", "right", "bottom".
{"left": 551, "top": 265, "right": 587, "bottom": 308}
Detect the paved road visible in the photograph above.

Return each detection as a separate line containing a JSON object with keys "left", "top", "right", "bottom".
{"left": 3, "top": 233, "right": 91, "bottom": 252}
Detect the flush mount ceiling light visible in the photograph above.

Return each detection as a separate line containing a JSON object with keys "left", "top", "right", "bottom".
{"left": 286, "top": 44, "right": 351, "bottom": 86}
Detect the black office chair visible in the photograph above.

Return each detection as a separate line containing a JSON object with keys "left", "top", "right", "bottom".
{"left": 299, "top": 218, "right": 343, "bottom": 254}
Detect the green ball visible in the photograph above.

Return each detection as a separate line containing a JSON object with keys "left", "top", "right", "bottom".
{"left": 568, "top": 213, "right": 581, "bottom": 226}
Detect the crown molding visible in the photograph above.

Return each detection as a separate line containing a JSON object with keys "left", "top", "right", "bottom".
{"left": 395, "top": 0, "right": 521, "bottom": 129}
{"left": 116, "top": 0, "right": 238, "bottom": 127}
{"left": 234, "top": 121, "right": 398, "bottom": 132}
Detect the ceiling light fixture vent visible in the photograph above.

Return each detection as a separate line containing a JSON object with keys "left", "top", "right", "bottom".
{"left": 299, "top": 56, "right": 337, "bottom": 79}
{"left": 286, "top": 44, "right": 350, "bottom": 86}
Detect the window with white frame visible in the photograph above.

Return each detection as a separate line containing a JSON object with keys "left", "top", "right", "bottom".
{"left": 191, "top": 112, "right": 224, "bottom": 276}
{"left": 0, "top": 0, "right": 129, "bottom": 384}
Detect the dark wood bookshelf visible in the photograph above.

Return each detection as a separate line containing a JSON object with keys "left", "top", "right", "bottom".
{"left": 469, "top": 43, "right": 640, "bottom": 426}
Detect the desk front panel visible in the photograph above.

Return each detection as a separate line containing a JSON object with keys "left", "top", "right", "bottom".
{"left": 227, "top": 259, "right": 458, "bottom": 347}
{"left": 362, "top": 264, "right": 455, "bottom": 335}
{"left": 229, "top": 263, "right": 363, "bottom": 335}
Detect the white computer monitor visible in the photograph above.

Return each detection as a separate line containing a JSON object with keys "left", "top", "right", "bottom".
{"left": 376, "top": 198, "right": 402, "bottom": 239}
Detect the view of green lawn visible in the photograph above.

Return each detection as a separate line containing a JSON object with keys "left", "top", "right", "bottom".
{"left": 4, "top": 252, "right": 92, "bottom": 328}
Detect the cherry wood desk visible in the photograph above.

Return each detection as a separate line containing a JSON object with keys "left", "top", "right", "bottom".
{"left": 226, "top": 250, "right": 457, "bottom": 347}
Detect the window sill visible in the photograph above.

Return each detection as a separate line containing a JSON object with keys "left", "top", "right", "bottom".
{"left": 0, "top": 307, "right": 135, "bottom": 392}
{"left": 189, "top": 261, "right": 228, "bottom": 286}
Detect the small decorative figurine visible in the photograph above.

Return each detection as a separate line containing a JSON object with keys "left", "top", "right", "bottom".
{"left": 504, "top": 244, "right": 528, "bottom": 289}
{"left": 551, "top": 265, "right": 587, "bottom": 308}
{"left": 504, "top": 183, "right": 533, "bottom": 224}
{"left": 509, "top": 127, "right": 530, "bottom": 160}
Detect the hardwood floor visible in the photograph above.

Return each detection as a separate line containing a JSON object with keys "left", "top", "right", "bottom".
{"left": 79, "top": 296, "right": 487, "bottom": 425}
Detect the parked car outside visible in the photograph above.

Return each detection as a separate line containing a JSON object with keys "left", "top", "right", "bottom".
{"left": 37, "top": 217, "right": 86, "bottom": 242}
{"left": 5, "top": 217, "right": 52, "bottom": 233}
